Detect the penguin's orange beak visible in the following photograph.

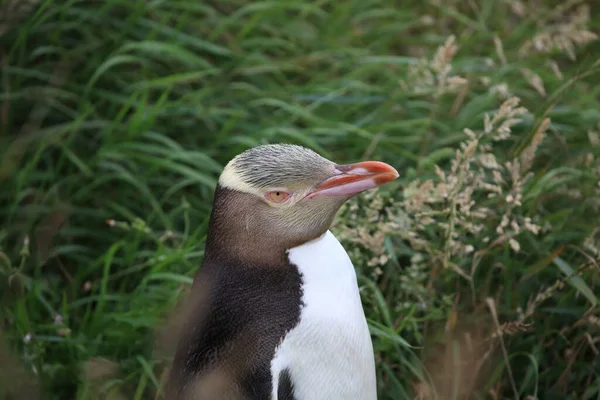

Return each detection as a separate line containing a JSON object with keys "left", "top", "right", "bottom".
{"left": 307, "top": 161, "right": 399, "bottom": 198}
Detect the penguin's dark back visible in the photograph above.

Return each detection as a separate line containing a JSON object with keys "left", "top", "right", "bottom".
{"left": 165, "top": 255, "right": 303, "bottom": 400}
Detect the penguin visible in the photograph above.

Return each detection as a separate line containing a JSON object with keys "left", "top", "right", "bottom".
{"left": 165, "top": 144, "right": 398, "bottom": 400}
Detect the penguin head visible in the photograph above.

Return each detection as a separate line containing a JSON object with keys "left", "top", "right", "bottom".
{"left": 215, "top": 144, "right": 398, "bottom": 249}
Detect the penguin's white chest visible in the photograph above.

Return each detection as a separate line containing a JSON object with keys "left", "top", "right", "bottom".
{"left": 270, "top": 230, "right": 377, "bottom": 400}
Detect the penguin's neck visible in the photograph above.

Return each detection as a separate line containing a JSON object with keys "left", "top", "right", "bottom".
{"left": 204, "top": 185, "right": 328, "bottom": 268}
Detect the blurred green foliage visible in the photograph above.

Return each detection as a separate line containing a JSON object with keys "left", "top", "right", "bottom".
{"left": 1, "top": 0, "right": 599, "bottom": 399}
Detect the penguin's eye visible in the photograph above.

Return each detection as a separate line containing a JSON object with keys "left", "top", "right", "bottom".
{"left": 265, "top": 191, "right": 290, "bottom": 203}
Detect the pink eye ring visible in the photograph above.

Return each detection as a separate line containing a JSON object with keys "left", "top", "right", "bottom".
{"left": 265, "top": 191, "right": 290, "bottom": 203}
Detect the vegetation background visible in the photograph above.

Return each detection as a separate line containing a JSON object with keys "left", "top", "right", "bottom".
{"left": 1, "top": 0, "right": 599, "bottom": 399}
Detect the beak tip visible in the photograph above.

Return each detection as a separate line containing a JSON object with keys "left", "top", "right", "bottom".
{"left": 365, "top": 161, "right": 399, "bottom": 184}
{"left": 377, "top": 169, "right": 399, "bottom": 185}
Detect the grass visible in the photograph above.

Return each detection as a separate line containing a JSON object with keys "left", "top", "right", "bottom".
{"left": 1, "top": 0, "right": 599, "bottom": 399}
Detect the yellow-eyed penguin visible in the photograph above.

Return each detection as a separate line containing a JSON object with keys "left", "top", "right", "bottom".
{"left": 165, "top": 144, "right": 398, "bottom": 400}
